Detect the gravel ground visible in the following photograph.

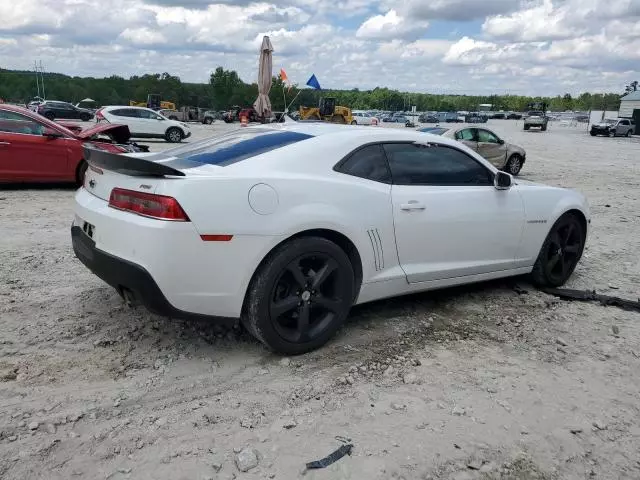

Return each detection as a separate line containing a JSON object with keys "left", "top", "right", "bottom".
{"left": 1, "top": 120, "right": 639, "bottom": 480}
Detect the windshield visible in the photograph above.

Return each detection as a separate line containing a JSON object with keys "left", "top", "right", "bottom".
{"left": 603, "top": 119, "right": 617, "bottom": 125}
{"left": 146, "top": 128, "right": 314, "bottom": 167}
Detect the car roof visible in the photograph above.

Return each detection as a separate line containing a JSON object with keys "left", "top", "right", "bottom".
{"left": 103, "top": 105, "right": 151, "bottom": 111}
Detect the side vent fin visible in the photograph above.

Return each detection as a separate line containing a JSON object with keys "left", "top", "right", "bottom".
{"left": 367, "top": 229, "right": 385, "bottom": 271}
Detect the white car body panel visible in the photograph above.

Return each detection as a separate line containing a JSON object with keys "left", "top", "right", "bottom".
{"left": 75, "top": 124, "right": 590, "bottom": 320}
{"left": 100, "top": 106, "right": 190, "bottom": 139}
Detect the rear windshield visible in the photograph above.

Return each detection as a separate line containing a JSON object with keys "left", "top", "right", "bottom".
{"left": 527, "top": 111, "right": 543, "bottom": 116}
{"left": 149, "top": 129, "right": 313, "bottom": 167}
{"left": 418, "top": 127, "right": 448, "bottom": 135}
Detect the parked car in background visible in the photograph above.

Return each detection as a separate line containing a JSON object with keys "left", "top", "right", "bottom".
{"left": 351, "top": 111, "right": 378, "bottom": 125}
{"left": 73, "top": 123, "right": 589, "bottom": 354}
{"left": 37, "top": 101, "right": 94, "bottom": 121}
{"left": 523, "top": 111, "right": 548, "bottom": 131}
{"left": 590, "top": 118, "right": 634, "bottom": 137}
{"left": 507, "top": 112, "right": 523, "bottom": 120}
{"left": 465, "top": 112, "right": 488, "bottom": 123}
{"left": 0, "top": 104, "right": 136, "bottom": 184}
{"left": 418, "top": 125, "right": 527, "bottom": 175}
{"left": 202, "top": 110, "right": 222, "bottom": 124}
{"left": 96, "top": 106, "right": 191, "bottom": 143}
{"left": 418, "top": 113, "right": 439, "bottom": 123}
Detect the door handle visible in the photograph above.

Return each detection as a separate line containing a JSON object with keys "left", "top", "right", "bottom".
{"left": 0, "top": 141, "right": 10, "bottom": 147}
{"left": 400, "top": 201, "right": 426, "bottom": 211}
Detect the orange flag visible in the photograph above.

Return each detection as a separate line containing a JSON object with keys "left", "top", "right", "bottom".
{"left": 280, "top": 68, "right": 288, "bottom": 83}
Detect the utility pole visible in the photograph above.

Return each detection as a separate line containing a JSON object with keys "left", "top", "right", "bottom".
{"left": 39, "top": 61, "right": 46, "bottom": 100}
{"left": 34, "top": 61, "right": 41, "bottom": 99}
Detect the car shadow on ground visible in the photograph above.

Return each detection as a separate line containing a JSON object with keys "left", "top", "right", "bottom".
{"left": 91, "top": 275, "right": 535, "bottom": 368}
{"left": 0, "top": 182, "right": 77, "bottom": 191}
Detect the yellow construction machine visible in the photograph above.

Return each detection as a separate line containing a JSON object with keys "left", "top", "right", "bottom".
{"left": 129, "top": 94, "right": 175, "bottom": 111}
{"left": 299, "top": 97, "right": 353, "bottom": 124}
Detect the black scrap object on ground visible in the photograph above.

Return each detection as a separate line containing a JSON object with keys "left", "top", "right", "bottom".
{"left": 541, "top": 288, "right": 640, "bottom": 313}
{"left": 305, "top": 443, "right": 353, "bottom": 470}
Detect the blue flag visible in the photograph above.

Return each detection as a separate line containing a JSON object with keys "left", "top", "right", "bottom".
{"left": 306, "top": 74, "right": 321, "bottom": 90}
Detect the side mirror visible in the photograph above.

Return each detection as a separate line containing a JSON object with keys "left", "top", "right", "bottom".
{"left": 43, "top": 128, "right": 63, "bottom": 140}
{"left": 494, "top": 171, "right": 512, "bottom": 190}
{"left": 498, "top": 138, "right": 505, "bottom": 145}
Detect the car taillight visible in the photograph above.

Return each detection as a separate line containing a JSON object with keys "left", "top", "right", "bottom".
{"left": 108, "top": 188, "right": 190, "bottom": 221}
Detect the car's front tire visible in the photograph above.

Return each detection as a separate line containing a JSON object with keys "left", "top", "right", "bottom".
{"left": 351, "top": 120, "right": 357, "bottom": 125}
{"left": 44, "top": 112, "right": 55, "bottom": 121}
{"left": 242, "top": 237, "right": 356, "bottom": 355}
{"left": 165, "top": 127, "right": 183, "bottom": 143}
{"left": 204, "top": 117, "right": 213, "bottom": 125}
{"left": 590, "top": 131, "right": 596, "bottom": 136}
{"left": 505, "top": 154, "right": 523, "bottom": 176}
{"left": 531, "top": 213, "right": 585, "bottom": 287}
{"left": 80, "top": 113, "right": 91, "bottom": 122}
{"left": 524, "top": 124, "right": 530, "bottom": 130}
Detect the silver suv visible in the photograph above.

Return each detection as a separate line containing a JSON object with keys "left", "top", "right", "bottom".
{"left": 590, "top": 118, "right": 634, "bottom": 137}
{"left": 523, "top": 111, "right": 548, "bottom": 131}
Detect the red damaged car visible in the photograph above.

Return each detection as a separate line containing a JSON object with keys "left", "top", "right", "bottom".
{"left": 0, "top": 104, "right": 146, "bottom": 184}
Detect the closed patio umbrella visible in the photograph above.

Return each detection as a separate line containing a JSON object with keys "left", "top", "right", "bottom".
{"left": 253, "top": 36, "right": 273, "bottom": 119}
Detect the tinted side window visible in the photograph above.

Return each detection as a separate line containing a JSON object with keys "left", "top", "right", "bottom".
{"left": 620, "top": 120, "right": 629, "bottom": 125}
{"left": 336, "top": 144, "right": 391, "bottom": 183}
{"left": 110, "top": 109, "right": 136, "bottom": 117}
{"left": 383, "top": 143, "right": 492, "bottom": 186}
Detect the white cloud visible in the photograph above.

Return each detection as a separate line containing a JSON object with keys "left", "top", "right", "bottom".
{"left": 356, "top": 9, "right": 429, "bottom": 40}
{"left": 0, "top": 0, "right": 638, "bottom": 96}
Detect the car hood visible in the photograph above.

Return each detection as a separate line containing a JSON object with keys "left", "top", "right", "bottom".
{"left": 75, "top": 123, "right": 131, "bottom": 143}
{"left": 592, "top": 123, "right": 614, "bottom": 128}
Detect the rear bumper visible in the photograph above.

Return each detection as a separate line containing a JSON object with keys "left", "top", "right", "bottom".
{"left": 72, "top": 225, "right": 236, "bottom": 325}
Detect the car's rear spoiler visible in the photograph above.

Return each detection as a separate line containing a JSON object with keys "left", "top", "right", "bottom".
{"left": 84, "top": 146, "right": 185, "bottom": 177}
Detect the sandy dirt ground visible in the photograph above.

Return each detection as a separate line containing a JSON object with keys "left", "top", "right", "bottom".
{"left": 1, "top": 120, "right": 639, "bottom": 480}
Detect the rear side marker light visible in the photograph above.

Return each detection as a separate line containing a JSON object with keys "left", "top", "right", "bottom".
{"left": 108, "top": 188, "right": 190, "bottom": 221}
{"left": 200, "top": 234, "right": 233, "bottom": 242}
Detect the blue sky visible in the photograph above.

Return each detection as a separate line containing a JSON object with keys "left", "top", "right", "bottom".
{"left": 0, "top": 0, "right": 638, "bottom": 95}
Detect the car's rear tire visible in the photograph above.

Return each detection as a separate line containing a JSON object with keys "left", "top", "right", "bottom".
{"left": 165, "top": 127, "right": 183, "bottom": 143}
{"left": 204, "top": 117, "right": 213, "bottom": 124}
{"left": 590, "top": 131, "right": 596, "bottom": 136}
{"left": 351, "top": 120, "right": 357, "bottom": 125}
{"left": 242, "top": 237, "right": 356, "bottom": 355}
{"left": 80, "top": 113, "right": 91, "bottom": 122}
{"left": 541, "top": 124, "right": 547, "bottom": 131}
{"left": 531, "top": 213, "right": 585, "bottom": 287}
{"left": 75, "top": 160, "right": 88, "bottom": 187}
{"left": 506, "top": 154, "right": 523, "bottom": 176}
{"left": 524, "top": 125, "right": 530, "bottom": 130}
{"left": 626, "top": 130, "right": 631, "bottom": 137}
{"left": 44, "top": 112, "right": 55, "bottom": 121}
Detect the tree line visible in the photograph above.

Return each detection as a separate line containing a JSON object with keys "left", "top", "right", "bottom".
{"left": 0, "top": 67, "right": 627, "bottom": 113}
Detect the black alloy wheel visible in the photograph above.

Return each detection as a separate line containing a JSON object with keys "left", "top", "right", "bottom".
{"left": 243, "top": 237, "right": 355, "bottom": 354}
{"left": 531, "top": 214, "right": 585, "bottom": 287}
{"left": 270, "top": 253, "right": 345, "bottom": 344}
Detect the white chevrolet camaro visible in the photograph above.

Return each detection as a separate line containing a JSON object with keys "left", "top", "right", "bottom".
{"left": 73, "top": 123, "right": 590, "bottom": 354}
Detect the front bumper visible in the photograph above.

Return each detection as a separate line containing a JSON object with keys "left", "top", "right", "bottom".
{"left": 71, "top": 225, "right": 235, "bottom": 324}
